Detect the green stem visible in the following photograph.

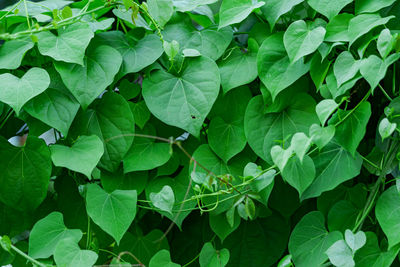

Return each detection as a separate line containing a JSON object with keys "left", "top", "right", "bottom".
{"left": 378, "top": 84, "right": 393, "bottom": 101}
{"left": 0, "top": 110, "right": 14, "bottom": 129}
{"left": 335, "top": 90, "right": 371, "bottom": 127}
{"left": 10, "top": 243, "right": 49, "bottom": 267}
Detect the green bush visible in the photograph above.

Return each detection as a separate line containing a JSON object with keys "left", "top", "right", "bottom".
{"left": 0, "top": 0, "right": 400, "bottom": 266}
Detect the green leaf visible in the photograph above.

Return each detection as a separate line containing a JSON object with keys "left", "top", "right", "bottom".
{"left": 199, "top": 242, "right": 230, "bottom": 267}
{"left": 355, "top": 0, "right": 396, "bottom": 14}
{"left": 328, "top": 200, "right": 359, "bottom": 232}
{"left": 376, "top": 186, "right": 400, "bottom": 249}
{"left": 354, "top": 232, "right": 400, "bottom": 267}
{"left": 172, "top": 0, "right": 217, "bottom": 11}
{"left": 218, "top": 0, "right": 265, "bottom": 28}
{"left": 282, "top": 155, "right": 316, "bottom": 197}
{"left": 24, "top": 87, "right": 80, "bottom": 136}
{"left": 0, "top": 67, "right": 50, "bottom": 115}
{"left": 245, "top": 94, "right": 318, "bottom": 163}
{"left": 50, "top": 135, "right": 104, "bottom": 179}
{"left": 360, "top": 54, "right": 400, "bottom": 91}
{"left": 331, "top": 102, "right": 371, "bottom": 155}
{"left": 148, "top": 0, "right": 174, "bottom": 27}
{"left": 301, "top": 142, "right": 363, "bottom": 199}
{"left": 37, "top": 22, "right": 94, "bottom": 65}
{"left": 149, "top": 250, "right": 180, "bottom": 267}
{"left": 218, "top": 49, "right": 257, "bottom": 94}
{"left": 210, "top": 211, "right": 241, "bottom": 242}
{"left": 54, "top": 239, "right": 98, "bottom": 267}
{"left": 258, "top": 33, "right": 310, "bottom": 100}
{"left": 289, "top": 211, "right": 342, "bottom": 267}
{"left": 309, "top": 124, "right": 335, "bottom": 149}
{"left": 101, "top": 169, "right": 147, "bottom": 194}
{"left": 291, "top": 132, "right": 312, "bottom": 161}
{"left": 283, "top": 20, "right": 326, "bottom": 63}
{"left": 271, "top": 145, "right": 293, "bottom": 171}
{"left": 85, "top": 184, "right": 137, "bottom": 244}
{"left": 379, "top": 118, "right": 396, "bottom": 140}
{"left": 142, "top": 56, "right": 220, "bottom": 137}
{"left": 0, "top": 37, "right": 34, "bottom": 70}
{"left": 95, "top": 32, "right": 163, "bottom": 78}
{"left": 28, "top": 212, "right": 82, "bottom": 259}
{"left": 348, "top": 14, "right": 394, "bottom": 45}
{"left": 0, "top": 136, "right": 51, "bottom": 211}
{"left": 377, "top": 29, "right": 396, "bottom": 59}
{"left": 345, "top": 230, "right": 366, "bottom": 252}
{"left": 123, "top": 126, "right": 171, "bottom": 172}
{"left": 208, "top": 117, "right": 247, "bottom": 163}
{"left": 260, "top": 0, "right": 303, "bottom": 30}
{"left": 310, "top": 53, "right": 331, "bottom": 90}
{"left": 243, "top": 163, "right": 275, "bottom": 192}
{"left": 69, "top": 92, "right": 135, "bottom": 172}
{"left": 325, "top": 13, "right": 353, "bottom": 42}
{"left": 150, "top": 185, "right": 175, "bottom": 214}
{"left": 307, "top": 0, "right": 352, "bottom": 20}
{"left": 55, "top": 44, "right": 122, "bottom": 109}
{"left": 334, "top": 51, "right": 361, "bottom": 87}
{"left": 326, "top": 240, "right": 355, "bottom": 267}
{"left": 316, "top": 99, "right": 338, "bottom": 125}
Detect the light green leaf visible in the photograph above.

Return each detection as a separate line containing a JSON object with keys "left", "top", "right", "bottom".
{"left": 331, "top": 102, "right": 371, "bottom": 155}
{"left": 379, "top": 118, "right": 396, "bottom": 140}
{"left": 334, "top": 51, "right": 361, "bottom": 87}
{"left": 95, "top": 32, "right": 163, "bottom": 78}
{"left": 345, "top": 230, "right": 366, "bottom": 252}
{"left": 307, "top": 0, "right": 352, "bottom": 20}
{"left": 172, "top": 0, "right": 217, "bottom": 11}
{"left": 377, "top": 29, "right": 396, "bottom": 59}
{"left": 282, "top": 155, "right": 315, "bottom": 197}
{"left": 376, "top": 186, "right": 400, "bottom": 249}
{"left": 258, "top": 33, "right": 310, "bottom": 100}
{"left": 0, "top": 67, "right": 50, "bottom": 115}
{"left": 243, "top": 163, "right": 275, "bottom": 192}
{"left": 309, "top": 124, "right": 335, "bottom": 149}
{"left": 142, "top": 56, "right": 220, "bottom": 137}
{"left": 0, "top": 136, "right": 51, "bottom": 211}
{"left": 355, "top": 0, "right": 396, "bottom": 14}
{"left": 348, "top": 14, "right": 394, "bottom": 45}
{"left": 24, "top": 87, "right": 80, "bottom": 136}
{"left": 245, "top": 94, "right": 318, "bottom": 163}
{"left": 219, "top": 49, "right": 257, "bottom": 94}
{"left": 182, "top": 48, "right": 201, "bottom": 57}
{"left": 54, "top": 239, "right": 98, "bottom": 267}
{"left": 260, "top": 0, "right": 303, "bottom": 30}
{"left": 0, "top": 37, "right": 34, "bottom": 70}
{"left": 301, "top": 142, "right": 362, "bottom": 199}
{"left": 69, "top": 92, "right": 135, "bottom": 172}
{"left": 50, "top": 135, "right": 104, "bottom": 179}
{"left": 326, "top": 240, "right": 355, "bottom": 267}
{"left": 55, "top": 44, "right": 122, "bottom": 109}
{"left": 218, "top": 0, "right": 265, "bottom": 28}
{"left": 284, "top": 20, "right": 326, "bottom": 63}
{"left": 148, "top": 0, "right": 174, "bottom": 27}
{"left": 291, "top": 132, "right": 312, "bottom": 162}
{"left": 325, "top": 13, "right": 353, "bottom": 42}
{"left": 360, "top": 54, "right": 400, "bottom": 91}
{"left": 289, "top": 211, "right": 342, "bottom": 267}
{"left": 28, "top": 212, "right": 82, "bottom": 259}
{"left": 271, "top": 145, "right": 293, "bottom": 171}
{"left": 150, "top": 185, "right": 175, "bottom": 214}
{"left": 199, "top": 242, "right": 230, "bottom": 267}
{"left": 208, "top": 117, "right": 247, "bottom": 163}
{"left": 149, "top": 250, "right": 180, "bottom": 267}
{"left": 316, "top": 99, "right": 338, "bottom": 125}
{"left": 37, "top": 22, "right": 94, "bottom": 65}
{"left": 86, "top": 184, "right": 137, "bottom": 244}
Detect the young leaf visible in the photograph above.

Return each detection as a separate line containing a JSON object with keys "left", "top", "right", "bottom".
{"left": 258, "top": 33, "right": 310, "bottom": 100}
{"left": 142, "top": 56, "right": 220, "bottom": 137}
{"left": 199, "top": 242, "right": 230, "bottom": 267}
{"left": 326, "top": 240, "right": 355, "bottom": 267}
{"left": 379, "top": 118, "right": 397, "bottom": 140}
{"left": 0, "top": 136, "right": 51, "bottom": 211}
{"left": 290, "top": 132, "right": 312, "bottom": 162}
{"left": 50, "top": 135, "right": 104, "bottom": 179}
{"left": 85, "top": 184, "right": 137, "bottom": 244}
{"left": 150, "top": 185, "right": 175, "bottom": 214}
{"left": 333, "top": 51, "right": 361, "bottom": 87}
{"left": 271, "top": 145, "right": 293, "bottom": 171}
{"left": 309, "top": 124, "right": 335, "bottom": 149}
{"left": 218, "top": 0, "right": 265, "bottom": 28}
{"left": 54, "top": 239, "right": 98, "bottom": 267}
{"left": 344, "top": 230, "right": 366, "bottom": 253}
{"left": 316, "top": 99, "right": 338, "bottom": 126}
{"left": 28, "top": 212, "right": 82, "bottom": 259}
{"left": 37, "top": 22, "right": 94, "bottom": 65}
{"left": 243, "top": 163, "right": 275, "bottom": 192}
{"left": 0, "top": 68, "right": 50, "bottom": 115}
{"left": 149, "top": 250, "right": 180, "bottom": 267}
{"left": 283, "top": 20, "right": 326, "bottom": 63}
{"left": 282, "top": 155, "right": 316, "bottom": 197}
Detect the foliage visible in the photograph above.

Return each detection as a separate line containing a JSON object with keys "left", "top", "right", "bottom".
{"left": 1, "top": 0, "right": 400, "bottom": 266}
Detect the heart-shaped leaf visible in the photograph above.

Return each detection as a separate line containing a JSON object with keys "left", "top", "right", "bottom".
{"left": 85, "top": 184, "right": 137, "bottom": 244}
{"left": 54, "top": 239, "right": 98, "bottom": 267}
{"left": 0, "top": 68, "right": 50, "bottom": 115}
{"left": 218, "top": 0, "right": 265, "bottom": 28}
{"left": 282, "top": 155, "right": 316, "bottom": 197}
{"left": 0, "top": 37, "right": 34, "bottom": 70}
{"left": 150, "top": 185, "right": 175, "bottom": 214}
{"left": 55, "top": 44, "right": 122, "bottom": 109}
{"left": 142, "top": 56, "right": 220, "bottom": 137}
{"left": 149, "top": 250, "right": 180, "bottom": 267}
{"left": 199, "top": 242, "right": 230, "bottom": 267}
{"left": 316, "top": 99, "right": 338, "bottom": 125}
{"left": 307, "top": 0, "right": 352, "bottom": 20}
{"left": 37, "top": 22, "right": 94, "bottom": 65}
{"left": 50, "top": 135, "right": 104, "bottom": 179}
{"left": 345, "top": 229, "right": 366, "bottom": 252}
{"left": 309, "top": 124, "right": 335, "bottom": 149}
{"left": 379, "top": 118, "right": 397, "bottom": 140}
